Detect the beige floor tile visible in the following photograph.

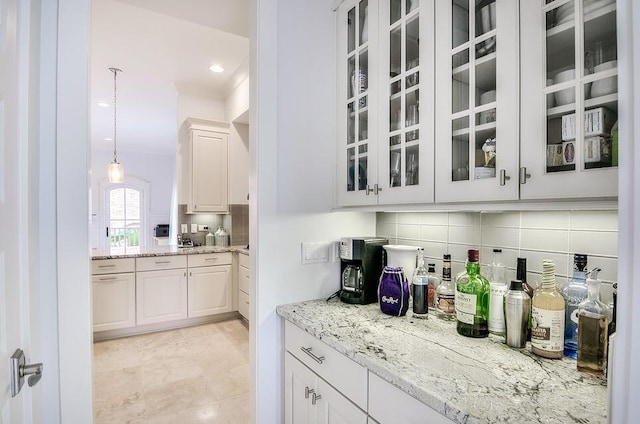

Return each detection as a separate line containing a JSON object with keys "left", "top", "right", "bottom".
{"left": 93, "top": 339, "right": 142, "bottom": 372}
{"left": 218, "top": 320, "right": 249, "bottom": 345}
{"left": 135, "top": 329, "right": 186, "bottom": 350}
{"left": 181, "top": 322, "right": 222, "bottom": 340}
{"left": 93, "top": 366, "right": 143, "bottom": 403}
{"left": 207, "top": 363, "right": 249, "bottom": 401}
{"left": 146, "top": 401, "right": 229, "bottom": 424}
{"left": 94, "top": 392, "right": 146, "bottom": 424}
{"left": 219, "top": 393, "right": 250, "bottom": 424}
{"left": 140, "top": 354, "right": 205, "bottom": 388}
{"left": 143, "top": 376, "right": 218, "bottom": 417}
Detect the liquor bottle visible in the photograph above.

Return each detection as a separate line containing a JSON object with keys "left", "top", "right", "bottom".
{"left": 412, "top": 248, "right": 429, "bottom": 318}
{"left": 427, "top": 263, "right": 440, "bottom": 309}
{"left": 488, "top": 249, "right": 508, "bottom": 336}
{"left": 436, "top": 254, "right": 455, "bottom": 319}
{"left": 516, "top": 257, "right": 534, "bottom": 341}
{"left": 577, "top": 269, "right": 611, "bottom": 375}
{"left": 455, "top": 249, "right": 490, "bottom": 338}
{"left": 563, "top": 254, "right": 589, "bottom": 358}
{"left": 531, "top": 260, "right": 565, "bottom": 359}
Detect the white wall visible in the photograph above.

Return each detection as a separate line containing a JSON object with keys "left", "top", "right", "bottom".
{"left": 225, "top": 76, "right": 250, "bottom": 123}
{"left": 251, "top": 0, "right": 376, "bottom": 422}
{"left": 90, "top": 148, "right": 175, "bottom": 249}
{"left": 177, "top": 92, "right": 226, "bottom": 127}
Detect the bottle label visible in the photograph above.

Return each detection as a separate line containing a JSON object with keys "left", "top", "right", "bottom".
{"left": 488, "top": 284, "right": 507, "bottom": 333}
{"left": 455, "top": 292, "right": 477, "bottom": 324}
{"left": 436, "top": 293, "right": 455, "bottom": 314}
{"left": 531, "top": 307, "right": 565, "bottom": 352}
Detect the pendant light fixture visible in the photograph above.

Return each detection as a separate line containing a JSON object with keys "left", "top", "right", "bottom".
{"left": 107, "top": 67, "right": 124, "bottom": 183}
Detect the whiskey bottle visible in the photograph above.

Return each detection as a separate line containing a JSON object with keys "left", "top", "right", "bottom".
{"left": 577, "top": 269, "right": 611, "bottom": 375}
{"left": 531, "top": 260, "right": 565, "bottom": 359}
{"left": 455, "top": 249, "right": 490, "bottom": 338}
{"left": 436, "top": 254, "right": 455, "bottom": 319}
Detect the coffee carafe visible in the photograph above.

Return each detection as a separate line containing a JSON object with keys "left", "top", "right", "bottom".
{"left": 339, "top": 237, "right": 387, "bottom": 304}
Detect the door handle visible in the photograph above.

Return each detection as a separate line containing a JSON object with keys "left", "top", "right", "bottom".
{"left": 311, "top": 392, "right": 322, "bottom": 405}
{"left": 499, "top": 169, "right": 511, "bottom": 186}
{"left": 305, "top": 386, "right": 314, "bottom": 399}
{"left": 519, "top": 167, "right": 531, "bottom": 184}
{"left": 10, "top": 349, "right": 43, "bottom": 397}
{"left": 300, "top": 346, "right": 325, "bottom": 364}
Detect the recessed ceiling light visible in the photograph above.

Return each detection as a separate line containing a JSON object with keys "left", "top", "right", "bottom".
{"left": 105, "top": 137, "right": 113, "bottom": 142}
{"left": 209, "top": 64, "right": 224, "bottom": 73}
{"left": 97, "top": 101, "right": 110, "bottom": 107}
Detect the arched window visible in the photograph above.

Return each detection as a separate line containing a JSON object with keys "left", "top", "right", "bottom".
{"left": 100, "top": 177, "right": 150, "bottom": 254}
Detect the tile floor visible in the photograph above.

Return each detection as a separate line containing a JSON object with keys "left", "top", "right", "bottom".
{"left": 93, "top": 319, "right": 249, "bottom": 423}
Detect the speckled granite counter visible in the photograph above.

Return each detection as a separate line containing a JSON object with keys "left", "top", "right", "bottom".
{"left": 277, "top": 299, "right": 607, "bottom": 424}
{"left": 92, "top": 245, "right": 249, "bottom": 259}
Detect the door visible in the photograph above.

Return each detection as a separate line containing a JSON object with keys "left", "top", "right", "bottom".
{"left": 1, "top": 0, "right": 36, "bottom": 420}
{"left": 284, "top": 352, "right": 317, "bottom": 424}
{"left": 316, "top": 378, "right": 368, "bottom": 424}
{"left": 136, "top": 269, "right": 188, "bottom": 325}
{"left": 188, "top": 265, "right": 233, "bottom": 317}
{"left": 92, "top": 273, "right": 136, "bottom": 332}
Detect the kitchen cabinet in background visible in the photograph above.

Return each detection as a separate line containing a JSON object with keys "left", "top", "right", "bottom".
{"left": 238, "top": 252, "right": 250, "bottom": 321}
{"left": 336, "top": 0, "right": 436, "bottom": 206}
{"left": 91, "top": 258, "right": 136, "bottom": 332}
{"left": 178, "top": 118, "right": 229, "bottom": 213}
{"left": 187, "top": 253, "right": 233, "bottom": 317}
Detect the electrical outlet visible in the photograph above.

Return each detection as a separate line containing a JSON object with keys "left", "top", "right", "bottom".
{"left": 190, "top": 223, "right": 198, "bottom": 234}
{"left": 200, "top": 225, "right": 210, "bottom": 231}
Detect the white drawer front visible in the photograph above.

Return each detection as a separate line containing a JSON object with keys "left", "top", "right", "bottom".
{"left": 239, "top": 265, "right": 250, "bottom": 293}
{"left": 368, "top": 372, "right": 453, "bottom": 424}
{"left": 136, "top": 255, "right": 187, "bottom": 271}
{"left": 92, "top": 258, "right": 135, "bottom": 275}
{"left": 188, "top": 252, "right": 232, "bottom": 268}
{"left": 284, "top": 320, "right": 367, "bottom": 410}
{"left": 238, "top": 252, "right": 249, "bottom": 268}
{"left": 238, "top": 290, "right": 249, "bottom": 319}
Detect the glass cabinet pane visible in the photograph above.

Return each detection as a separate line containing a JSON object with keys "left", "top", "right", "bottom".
{"left": 360, "top": 0, "right": 369, "bottom": 45}
{"left": 348, "top": 7, "right": 356, "bottom": 53}
{"left": 452, "top": 0, "right": 469, "bottom": 49}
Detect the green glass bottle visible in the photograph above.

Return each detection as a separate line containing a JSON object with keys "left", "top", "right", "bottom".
{"left": 455, "top": 249, "right": 490, "bottom": 338}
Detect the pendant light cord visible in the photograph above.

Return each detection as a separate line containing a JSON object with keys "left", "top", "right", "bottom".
{"left": 109, "top": 67, "right": 122, "bottom": 163}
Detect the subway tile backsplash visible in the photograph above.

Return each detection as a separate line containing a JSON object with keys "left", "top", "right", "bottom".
{"left": 376, "top": 210, "right": 618, "bottom": 302}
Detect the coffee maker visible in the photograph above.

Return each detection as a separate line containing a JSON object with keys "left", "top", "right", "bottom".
{"left": 339, "top": 237, "right": 388, "bottom": 304}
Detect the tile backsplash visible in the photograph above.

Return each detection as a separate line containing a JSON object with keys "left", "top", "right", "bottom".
{"left": 376, "top": 210, "right": 618, "bottom": 302}
{"left": 177, "top": 204, "right": 249, "bottom": 246}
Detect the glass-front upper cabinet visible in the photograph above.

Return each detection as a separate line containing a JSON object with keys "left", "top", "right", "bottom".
{"left": 377, "top": 0, "right": 435, "bottom": 204}
{"left": 520, "top": 0, "right": 618, "bottom": 199}
{"left": 434, "top": 0, "right": 519, "bottom": 202}
{"left": 337, "top": 0, "right": 379, "bottom": 206}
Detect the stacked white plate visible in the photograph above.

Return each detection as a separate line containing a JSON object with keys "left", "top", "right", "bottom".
{"left": 555, "top": 0, "right": 615, "bottom": 26}
{"left": 591, "top": 60, "right": 617, "bottom": 97}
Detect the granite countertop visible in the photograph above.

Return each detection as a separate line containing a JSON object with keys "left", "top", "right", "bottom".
{"left": 92, "top": 245, "right": 249, "bottom": 260}
{"left": 277, "top": 299, "right": 607, "bottom": 424}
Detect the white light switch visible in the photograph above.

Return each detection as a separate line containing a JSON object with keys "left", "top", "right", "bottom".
{"left": 301, "top": 242, "right": 331, "bottom": 264}
{"left": 190, "top": 224, "right": 198, "bottom": 233}
{"left": 181, "top": 224, "right": 188, "bottom": 234}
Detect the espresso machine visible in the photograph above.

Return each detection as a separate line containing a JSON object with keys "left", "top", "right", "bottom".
{"left": 339, "top": 237, "right": 388, "bottom": 304}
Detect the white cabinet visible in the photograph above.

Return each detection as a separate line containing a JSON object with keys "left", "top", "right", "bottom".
{"left": 434, "top": 0, "right": 520, "bottom": 202}
{"left": 520, "top": 0, "right": 618, "bottom": 199}
{"left": 136, "top": 257, "right": 188, "bottom": 325}
{"left": 285, "top": 353, "right": 368, "bottom": 424}
{"left": 91, "top": 258, "right": 136, "bottom": 332}
{"left": 238, "top": 253, "right": 250, "bottom": 320}
{"left": 368, "top": 372, "right": 453, "bottom": 424}
{"left": 187, "top": 253, "right": 233, "bottom": 317}
{"left": 179, "top": 118, "right": 230, "bottom": 213}
{"left": 336, "top": 0, "right": 435, "bottom": 206}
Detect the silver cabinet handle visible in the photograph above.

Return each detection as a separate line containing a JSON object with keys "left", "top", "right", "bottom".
{"left": 98, "top": 276, "right": 117, "bottom": 281}
{"left": 98, "top": 264, "right": 115, "bottom": 268}
{"left": 300, "top": 346, "right": 325, "bottom": 364}
{"left": 365, "top": 184, "right": 372, "bottom": 195}
{"left": 205, "top": 257, "right": 219, "bottom": 261}
{"left": 155, "top": 260, "right": 171, "bottom": 264}
{"left": 311, "top": 392, "right": 322, "bottom": 405}
{"left": 373, "top": 183, "right": 382, "bottom": 195}
{"left": 305, "top": 386, "right": 314, "bottom": 399}
{"left": 499, "top": 169, "right": 511, "bottom": 186}
{"left": 519, "top": 167, "right": 531, "bottom": 184}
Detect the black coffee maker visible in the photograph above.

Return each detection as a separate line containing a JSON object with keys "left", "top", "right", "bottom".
{"left": 339, "top": 237, "right": 388, "bottom": 304}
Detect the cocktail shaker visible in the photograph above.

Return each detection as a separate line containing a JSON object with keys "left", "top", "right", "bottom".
{"left": 504, "top": 280, "right": 531, "bottom": 348}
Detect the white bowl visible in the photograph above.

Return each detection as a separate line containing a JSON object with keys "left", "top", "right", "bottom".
{"left": 594, "top": 60, "right": 617, "bottom": 72}
{"left": 591, "top": 77, "right": 617, "bottom": 97}
{"left": 554, "top": 68, "right": 575, "bottom": 84}
{"left": 480, "top": 90, "right": 496, "bottom": 104}
{"left": 555, "top": 87, "right": 575, "bottom": 106}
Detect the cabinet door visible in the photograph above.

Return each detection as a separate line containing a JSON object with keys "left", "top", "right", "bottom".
{"left": 191, "top": 129, "right": 229, "bottom": 212}
{"left": 337, "top": 0, "right": 380, "bottom": 206}
{"left": 520, "top": 0, "right": 618, "bottom": 199}
{"left": 377, "top": 0, "right": 435, "bottom": 204}
{"left": 188, "top": 264, "right": 232, "bottom": 317}
{"left": 316, "top": 378, "right": 368, "bottom": 424}
{"left": 285, "top": 352, "right": 317, "bottom": 424}
{"left": 136, "top": 268, "right": 188, "bottom": 325}
{"left": 435, "top": 0, "right": 519, "bottom": 202}
{"left": 92, "top": 273, "right": 136, "bottom": 332}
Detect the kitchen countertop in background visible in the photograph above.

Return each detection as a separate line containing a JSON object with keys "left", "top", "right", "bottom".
{"left": 92, "top": 245, "right": 249, "bottom": 260}
{"left": 277, "top": 299, "right": 607, "bottom": 424}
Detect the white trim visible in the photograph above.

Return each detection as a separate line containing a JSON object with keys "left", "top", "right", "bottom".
{"left": 610, "top": 1, "right": 639, "bottom": 422}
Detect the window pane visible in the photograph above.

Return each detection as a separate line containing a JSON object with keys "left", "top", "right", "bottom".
{"left": 110, "top": 188, "right": 125, "bottom": 219}
{"left": 126, "top": 189, "right": 140, "bottom": 219}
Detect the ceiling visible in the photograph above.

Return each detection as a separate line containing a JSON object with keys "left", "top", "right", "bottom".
{"left": 90, "top": 0, "right": 250, "bottom": 155}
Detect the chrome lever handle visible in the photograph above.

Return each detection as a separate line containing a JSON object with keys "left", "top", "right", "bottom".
{"left": 10, "top": 349, "right": 44, "bottom": 397}
{"left": 373, "top": 183, "right": 382, "bottom": 195}
{"left": 23, "top": 363, "right": 43, "bottom": 387}
{"left": 300, "top": 346, "right": 325, "bottom": 364}
{"left": 312, "top": 392, "right": 322, "bottom": 405}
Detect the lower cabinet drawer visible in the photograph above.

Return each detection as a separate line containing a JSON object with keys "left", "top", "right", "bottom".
{"left": 238, "top": 290, "right": 249, "bottom": 319}
{"left": 238, "top": 265, "right": 250, "bottom": 293}
{"left": 368, "top": 372, "right": 453, "bottom": 424}
{"left": 188, "top": 252, "right": 232, "bottom": 268}
{"left": 92, "top": 258, "right": 135, "bottom": 275}
{"left": 284, "top": 320, "right": 367, "bottom": 410}
{"left": 136, "top": 255, "right": 187, "bottom": 272}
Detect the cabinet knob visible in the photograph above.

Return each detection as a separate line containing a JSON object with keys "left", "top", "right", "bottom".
{"left": 305, "top": 386, "right": 314, "bottom": 399}
{"left": 373, "top": 183, "right": 382, "bottom": 195}
{"left": 311, "top": 392, "right": 322, "bottom": 405}
{"left": 519, "top": 167, "right": 532, "bottom": 184}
